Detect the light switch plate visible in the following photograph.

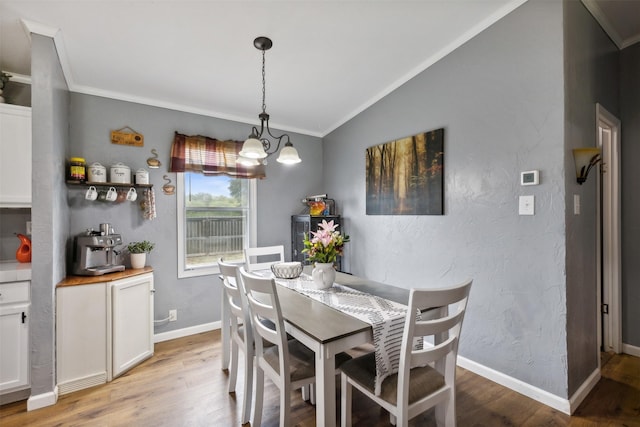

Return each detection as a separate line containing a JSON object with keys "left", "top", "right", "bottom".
{"left": 519, "top": 195, "right": 534, "bottom": 215}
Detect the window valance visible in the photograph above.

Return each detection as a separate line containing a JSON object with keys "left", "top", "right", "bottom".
{"left": 169, "top": 131, "right": 266, "bottom": 179}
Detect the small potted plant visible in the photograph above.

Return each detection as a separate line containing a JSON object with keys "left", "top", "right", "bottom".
{"left": 127, "top": 240, "right": 154, "bottom": 269}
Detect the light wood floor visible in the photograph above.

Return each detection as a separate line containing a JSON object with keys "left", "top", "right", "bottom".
{"left": 1, "top": 330, "right": 638, "bottom": 426}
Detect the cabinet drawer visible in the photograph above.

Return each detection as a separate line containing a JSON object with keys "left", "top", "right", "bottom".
{"left": 0, "top": 281, "right": 30, "bottom": 305}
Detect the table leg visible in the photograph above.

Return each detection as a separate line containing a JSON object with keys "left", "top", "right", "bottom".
{"left": 220, "top": 279, "right": 230, "bottom": 370}
{"left": 316, "top": 344, "right": 337, "bottom": 427}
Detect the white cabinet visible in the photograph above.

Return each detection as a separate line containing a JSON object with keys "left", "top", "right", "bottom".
{"left": 57, "top": 272, "right": 154, "bottom": 395}
{"left": 0, "top": 104, "right": 31, "bottom": 207}
{"left": 56, "top": 283, "right": 108, "bottom": 394}
{"left": 0, "top": 281, "right": 30, "bottom": 394}
{"left": 111, "top": 274, "right": 154, "bottom": 380}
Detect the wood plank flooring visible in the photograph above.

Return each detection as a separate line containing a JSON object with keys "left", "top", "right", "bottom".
{"left": 1, "top": 330, "right": 638, "bottom": 426}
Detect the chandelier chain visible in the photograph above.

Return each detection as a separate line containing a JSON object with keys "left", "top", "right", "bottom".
{"left": 261, "top": 49, "right": 267, "bottom": 114}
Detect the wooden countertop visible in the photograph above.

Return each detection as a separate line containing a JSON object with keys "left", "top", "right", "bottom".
{"left": 57, "top": 266, "right": 153, "bottom": 287}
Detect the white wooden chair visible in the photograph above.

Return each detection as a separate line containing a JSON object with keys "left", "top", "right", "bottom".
{"left": 244, "top": 245, "right": 285, "bottom": 272}
{"left": 239, "top": 267, "right": 351, "bottom": 426}
{"left": 218, "top": 258, "right": 254, "bottom": 425}
{"left": 340, "top": 279, "right": 472, "bottom": 427}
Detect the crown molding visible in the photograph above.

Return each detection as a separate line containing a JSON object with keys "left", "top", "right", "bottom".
{"left": 581, "top": 0, "right": 624, "bottom": 50}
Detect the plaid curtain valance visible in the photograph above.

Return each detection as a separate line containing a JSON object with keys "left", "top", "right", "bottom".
{"left": 169, "top": 131, "right": 266, "bottom": 179}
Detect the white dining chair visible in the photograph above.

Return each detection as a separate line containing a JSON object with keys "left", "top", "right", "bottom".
{"left": 217, "top": 258, "right": 254, "bottom": 425}
{"left": 340, "top": 279, "right": 472, "bottom": 427}
{"left": 239, "top": 267, "right": 351, "bottom": 426}
{"left": 244, "top": 245, "right": 285, "bottom": 272}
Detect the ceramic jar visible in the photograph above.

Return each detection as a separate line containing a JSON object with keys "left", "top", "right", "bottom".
{"left": 135, "top": 168, "right": 149, "bottom": 185}
{"left": 110, "top": 162, "right": 131, "bottom": 183}
{"left": 87, "top": 162, "right": 107, "bottom": 183}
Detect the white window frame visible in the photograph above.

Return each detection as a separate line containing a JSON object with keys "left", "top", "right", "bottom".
{"left": 176, "top": 172, "right": 257, "bottom": 278}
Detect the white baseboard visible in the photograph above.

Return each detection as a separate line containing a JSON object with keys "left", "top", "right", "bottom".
{"left": 622, "top": 343, "right": 640, "bottom": 357}
{"left": 568, "top": 367, "right": 600, "bottom": 414}
{"left": 154, "top": 321, "right": 220, "bottom": 343}
{"left": 456, "top": 356, "right": 572, "bottom": 414}
{"left": 27, "top": 386, "right": 58, "bottom": 411}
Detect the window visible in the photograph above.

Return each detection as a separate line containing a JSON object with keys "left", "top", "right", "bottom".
{"left": 177, "top": 172, "right": 256, "bottom": 278}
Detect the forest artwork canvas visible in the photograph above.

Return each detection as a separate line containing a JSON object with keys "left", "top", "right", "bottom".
{"left": 366, "top": 128, "right": 444, "bottom": 215}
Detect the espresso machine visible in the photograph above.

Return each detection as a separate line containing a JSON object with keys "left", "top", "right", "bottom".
{"left": 72, "top": 223, "right": 126, "bottom": 276}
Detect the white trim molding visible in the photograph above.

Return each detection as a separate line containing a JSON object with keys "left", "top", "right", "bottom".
{"left": 154, "top": 321, "right": 220, "bottom": 343}
{"left": 26, "top": 386, "right": 58, "bottom": 411}
{"left": 622, "top": 343, "right": 640, "bottom": 358}
{"left": 456, "top": 356, "right": 573, "bottom": 414}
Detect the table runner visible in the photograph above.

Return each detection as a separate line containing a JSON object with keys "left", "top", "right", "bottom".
{"left": 253, "top": 270, "right": 420, "bottom": 395}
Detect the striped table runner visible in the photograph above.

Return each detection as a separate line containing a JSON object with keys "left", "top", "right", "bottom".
{"left": 258, "top": 271, "right": 420, "bottom": 395}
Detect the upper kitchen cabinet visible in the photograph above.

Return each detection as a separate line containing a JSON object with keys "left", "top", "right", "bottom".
{"left": 0, "top": 104, "right": 32, "bottom": 207}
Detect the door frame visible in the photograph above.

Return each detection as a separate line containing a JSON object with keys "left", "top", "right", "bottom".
{"left": 595, "top": 103, "right": 622, "bottom": 357}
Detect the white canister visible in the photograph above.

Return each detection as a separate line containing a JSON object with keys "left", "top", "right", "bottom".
{"left": 87, "top": 162, "right": 107, "bottom": 183}
{"left": 135, "top": 168, "right": 149, "bottom": 185}
{"left": 110, "top": 162, "right": 131, "bottom": 184}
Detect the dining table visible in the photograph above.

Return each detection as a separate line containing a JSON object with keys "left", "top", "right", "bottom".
{"left": 220, "top": 267, "right": 415, "bottom": 427}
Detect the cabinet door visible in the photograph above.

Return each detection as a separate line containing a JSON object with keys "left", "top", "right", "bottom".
{"left": 0, "top": 304, "right": 29, "bottom": 393}
{"left": 56, "top": 284, "right": 108, "bottom": 395}
{"left": 0, "top": 105, "right": 32, "bottom": 207}
{"left": 111, "top": 273, "right": 154, "bottom": 379}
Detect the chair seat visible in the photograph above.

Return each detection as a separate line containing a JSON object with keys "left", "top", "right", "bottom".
{"left": 263, "top": 339, "right": 352, "bottom": 382}
{"left": 340, "top": 352, "right": 445, "bottom": 405}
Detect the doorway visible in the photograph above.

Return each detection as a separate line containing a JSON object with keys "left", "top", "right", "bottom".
{"left": 595, "top": 103, "right": 621, "bottom": 360}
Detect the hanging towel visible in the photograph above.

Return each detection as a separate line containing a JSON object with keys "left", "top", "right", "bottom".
{"left": 143, "top": 188, "right": 157, "bottom": 220}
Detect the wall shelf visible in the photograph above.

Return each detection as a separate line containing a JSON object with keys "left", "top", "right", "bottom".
{"left": 66, "top": 181, "right": 153, "bottom": 189}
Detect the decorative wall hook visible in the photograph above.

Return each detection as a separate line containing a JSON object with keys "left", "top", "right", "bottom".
{"left": 162, "top": 175, "right": 175, "bottom": 195}
{"left": 147, "top": 149, "right": 161, "bottom": 168}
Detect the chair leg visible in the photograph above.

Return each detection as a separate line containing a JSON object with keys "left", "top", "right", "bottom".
{"left": 253, "top": 365, "right": 264, "bottom": 427}
{"left": 435, "top": 390, "right": 455, "bottom": 427}
{"left": 241, "top": 350, "right": 254, "bottom": 424}
{"left": 341, "top": 373, "right": 352, "bottom": 427}
{"left": 228, "top": 340, "right": 238, "bottom": 393}
{"left": 309, "top": 383, "right": 316, "bottom": 405}
{"left": 280, "top": 380, "right": 291, "bottom": 427}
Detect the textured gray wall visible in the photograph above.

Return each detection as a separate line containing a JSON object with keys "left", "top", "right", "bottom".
{"left": 324, "top": 0, "right": 569, "bottom": 396}
{"left": 30, "top": 34, "right": 70, "bottom": 396}
{"left": 68, "top": 94, "right": 323, "bottom": 332}
{"left": 620, "top": 42, "right": 640, "bottom": 346}
{"left": 563, "top": 0, "right": 620, "bottom": 395}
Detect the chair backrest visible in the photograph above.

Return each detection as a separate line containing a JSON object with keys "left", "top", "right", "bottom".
{"left": 239, "top": 267, "right": 290, "bottom": 366}
{"left": 398, "top": 279, "right": 472, "bottom": 400}
{"left": 244, "top": 245, "right": 285, "bottom": 272}
{"left": 218, "top": 258, "right": 252, "bottom": 343}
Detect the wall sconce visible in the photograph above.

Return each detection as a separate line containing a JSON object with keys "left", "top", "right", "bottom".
{"left": 573, "top": 148, "right": 602, "bottom": 185}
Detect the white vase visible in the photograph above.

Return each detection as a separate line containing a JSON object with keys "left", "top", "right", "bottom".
{"left": 130, "top": 253, "right": 146, "bottom": 269}
{"left": 312, "top": 262, "right": 336, "bottom": 290}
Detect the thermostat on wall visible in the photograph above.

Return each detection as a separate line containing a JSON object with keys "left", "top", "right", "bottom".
{"left": 521, "top": 170, "right": 539, "bottom": 186}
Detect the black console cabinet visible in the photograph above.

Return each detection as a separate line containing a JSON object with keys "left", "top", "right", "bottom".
{"left": 291, "top": 215, "right": 342, "bottom": 270}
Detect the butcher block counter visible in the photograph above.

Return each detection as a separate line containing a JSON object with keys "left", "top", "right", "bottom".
{"left": 57, "top": 266, "right": 153, "bottom": 287}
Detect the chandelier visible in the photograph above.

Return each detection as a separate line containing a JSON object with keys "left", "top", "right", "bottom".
{"left": 239, "top": 36, "right": 301, "bottom": 165}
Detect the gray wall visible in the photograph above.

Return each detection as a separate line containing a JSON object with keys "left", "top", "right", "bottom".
{"left": 68, "top": 93, "right": 323, "bottom": 332}
{"left": 30, "top": 34, "right": 70, "bottom": 396}
{"left": 620, "top": 42, "right": 640, "bottom": 346}
{"left": 324, "top": 0, "right": 569, "bottom": 397}
{"left": 563, "top": 0, "right": 620, "bottom": 395}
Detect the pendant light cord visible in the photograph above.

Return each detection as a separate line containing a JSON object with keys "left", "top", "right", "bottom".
{"left": 261, "top": 49, "right": 267, "bottom": 114}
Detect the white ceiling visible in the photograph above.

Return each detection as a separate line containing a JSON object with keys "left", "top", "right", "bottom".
{"left": 1, "top": 0, "right": 638, "bottom": 138}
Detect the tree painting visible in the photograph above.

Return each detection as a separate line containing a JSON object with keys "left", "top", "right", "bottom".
{"left": 366, "top": 128, "right": 444, "bottom": 215}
